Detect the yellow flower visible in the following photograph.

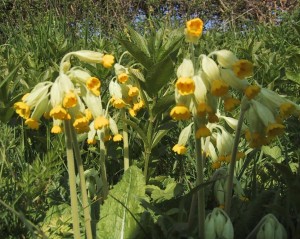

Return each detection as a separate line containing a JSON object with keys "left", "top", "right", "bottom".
{"left": 112, "top": 98, "right": 126, "bottom": 109}
{"left": 103, "top": 133, "right": 112, "bottom": 142}
{"left": 197, "top": 102, "right": 208, "bottom": 117}
{"left": 219, "top": 155, "right": 226, "bottom": 162}
{"left": 25, "top": 118, "right": 39, "bottom": 130}
{"left": 170, "top": 105, "right": 191, "bottom": 120}
{"left": 280, "top": 103, "right": 296, "bottom": 119}
{"left": 266, "top": 123, "right": 285, "bottom": 139}
{"left": 113, "top": 134, "right": 123, "bottom": 142}
{"left": 50, "top": 105, "right": 70, "bottom": 120}
{"left": 14, "top": 102, "right": 30, "bottom": 119}
{"left": 22, "top": 93, "right": 30, "bottom": 101}
{"left": 212, "top": 161, "right": 221, "bottom": 169}
{"left": 51, "top": 125, "right": 63, "bottom": 134}
{"left": 211, "top": 80, "right": 229, "bottom": 97}
{"left": 224, "top": 97, "right": 240, "bottom": 112}
{"left": 176, "top": 77, "right": 195, "bottom": 95}
{"left": 172, "top": 144, "right": 187, "bottom": 155}
{"left": 128, "top": 87, "right": 139, "bottom": 97}
{"left": 185, "top": 18, "right": 204, "bottom": 43}
{"left": 86, "top": 77, "right": 101, "bottom": 96}
{"left": 244, "top": 85, "right": 260, "bottom": 100}
{"left": 94, "top": 116, "right": 109, "bottom": 130}
{"left": 102, "top": 54, "right": 114, "bottom": 68}
{"left": 133, "top": 100, "right": 145, "bottom": 111}
{"left": 236, "top": 151, "right": 245, "bottom": 160}
{"left": 109, "top": 117, "right": 121, "bottom": 140}
{"left": 195, "top": 125, "right": 211, "bottom": 138}
{"left": 208, "top": 113, "right": 219, "bottom": 123}
{"left": 245, "top": 130, "right": 268, "bottom": 148}
{"left": 73, "top": 116, "right": 90, "bottom": 133}
{"left": 85, "top": 109, "right": 93, "bottom": 121}
{"left": 87, "top": 138, "right": 96, "bottom": 145}
{"left": 117, "top": 73, "right": 129, "bottom": 83}
{"left": 232, "top": 60, "right": 253, "bottom": 79}
{"left": 128, "top": 108, "right": 137, "bottom": 117}
{"left": 63, "top": 91, "right": 77, "bottom": 108}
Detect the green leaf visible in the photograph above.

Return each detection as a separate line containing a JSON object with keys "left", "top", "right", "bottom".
{"left": 154, "top": 28, "right": 164, "bottom": 52}
{"left": 286, "top": 70, "right": 300, "bottom": 85}
{"left": 152, "top": 94, "right": 175, "bottom": 117}
{"left": 118, "top": 38, "right": 153, "bottom": 69}
{"left": 0, "top": 53, "right": 28, "bottom": 89}
{"left": 144, "top": 57, "right": 174, "bottom": 96}
{"left": 126, "top": 26, "right": 151, "bottom": 58}
{"left": 251, "top": 41, "right": 262, "bottom": 55}
{"left": 151, "top": 129, "right": 170, "bottom": 149}
{"left": 150, "top": 182, "right": 184, "bottom": 203}
{"left": 122, "top": 118, "right": 150, "bottom": 149}
{"left": 0, "top": 107, "right": 15, "bottom": 123}
{"left": 157, "top": 28, "right": 184, "bottom": 62}
{"left": 262, "top": 145, "right": 283, "bottom": 162}
{"left": 97, "top": 166, "right": 147, "bottom": 239}
{"left": 129, "top": 68, "right": 146, "bottom": 82}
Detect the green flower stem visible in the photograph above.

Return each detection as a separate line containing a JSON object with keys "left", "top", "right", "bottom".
{"left": 143, "top": 148, "right": 151, "bottom": 183}
{"left": 193, "top": 119, "right": 205, "bottom": 239}
{"left": 99, "top": 139, "right": 109, "bottom": 200}
{"left": 70, "top": 125, "right": 93, "bottom": 239}
{"left": 225, "top": 98, "right": 248, "bottom": 215}
{"left": 142, "top": 93, "right": 153, "bottom": 184}
{"left": 144, "top": 117, "right": 153, "bottom": 183}
{"left": 64, "top": 120, "right": 81, "bottom": 239}
{"left": 122, "top": 109, "right": 129, "bottom": 171}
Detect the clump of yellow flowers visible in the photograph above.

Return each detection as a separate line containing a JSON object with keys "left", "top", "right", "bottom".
{"left": 170, "top": 17, "right": 300, "bottom": 161}
{"left": 14, "top": 50, "right": 120, "bottom": 144}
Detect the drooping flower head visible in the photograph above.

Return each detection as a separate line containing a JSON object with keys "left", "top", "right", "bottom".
{"left": 172, "top": 123, "right": 193, "bottom": 155}
{"left": 176, "top": 59, "right": 195, "bottom": 96}
{"left": 170, "top": 105, "right": 191, "bottom": 120}
{"left": 184, "top": 18, "right": 204, "bottom": 43}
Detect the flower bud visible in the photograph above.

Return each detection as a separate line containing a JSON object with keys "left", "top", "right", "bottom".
{"left": 205, "top": 208, "right": 234, "bottom": 239}
{"left": 256, "top": 214, "right": 287, "bottom": 239}
{"left": 73, "top": 50, "right": 104, "bottom": 63}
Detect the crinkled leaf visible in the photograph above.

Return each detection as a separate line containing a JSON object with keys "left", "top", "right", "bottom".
{"left": 144, "top": 57, "right": 174, "bottom": 97}
{"left": 117, "top": 38, "right": 153, "bottom": 69}
{"left": 150, "top": 182, "right": 184, "bottom": 203}
{"left": 126, "top": 26, "right": 151, "bottom": 58}
{"left": 262, "top": 145, "right": 283, "bottom": 162}
{"left": 286, "top": 70, "right": 300, "bottom": 85}
{"left": 129, "top": 68, "right": 146, "bottom": 82}
{"left": 157, "top": 28, "right": 184, "bottom": 62}
{"left": 151, "top": 129, "right": 170, "bottom": 149}
{"left": 97, "top": 166, "right": 147, "bottom": 239}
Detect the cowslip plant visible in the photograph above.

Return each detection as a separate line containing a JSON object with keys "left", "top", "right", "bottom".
{"left": 14, "top": 50, "right": 115, "bottom": 239}
{"left": 169, "top": 17, "right": 300, "bottom": 238}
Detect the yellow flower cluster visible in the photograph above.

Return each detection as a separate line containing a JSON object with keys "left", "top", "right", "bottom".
{"left": 171, "top": 18, "right": 300, "bottom": 158}
{"left": 112, "top": 63, "right": 144, "bottom": 117}
{"left": 14, "top": 50, "right": 123, "bottom": 145}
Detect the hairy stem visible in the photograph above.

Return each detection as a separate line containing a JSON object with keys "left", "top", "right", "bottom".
{"left": 70, "top": 125, "right": 93, "bottom": 239}
{"left": 99, "top": 139, "right": 109, "bottom": 200}
{"left": 122, "top": 109, "right": 129, "bottom": 171}
{"left": 194, "top": 120, "right": 205, "bottom": 239}
{"left": 225, "top": 98, "right": 248, "bottom": 215}
{"left": 64, "top": 120, "right": 81, "bottom": 239}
